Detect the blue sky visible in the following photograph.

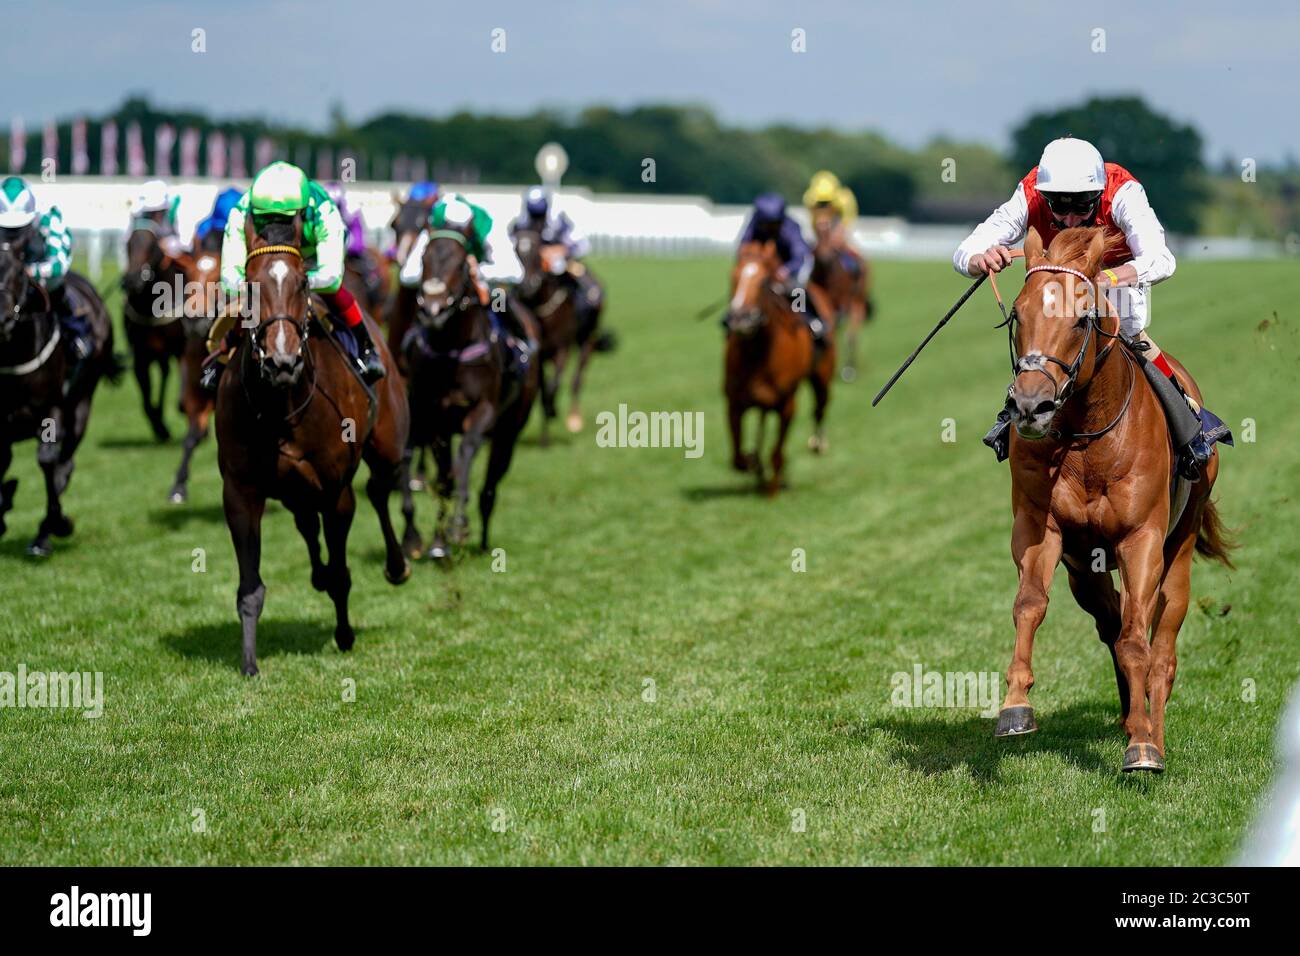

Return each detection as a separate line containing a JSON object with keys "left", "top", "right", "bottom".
{"left": 3, "top": 0, "right": 1295, "bottom": 162}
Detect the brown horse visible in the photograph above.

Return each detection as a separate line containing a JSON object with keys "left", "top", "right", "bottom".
{"left": 0, "top": 242, "right": 117, "bottom": 556}
{"left": 810, "top": 206, "right": 871, "bottom": 383}
{"left": 121, "top": 221, "right": 188, "bottom": 441}
{"left": 400, "top": 224, "right": 538, "bottom": 560}
{"left": 512, "top": 227, "right": 603, "bottom": 445}
{"left": 724, "top": 241, "right": 834, "bottom": 495}
{"left": 215, "top": 218, "right": 411, "bottom": 676}
{"left": 167, "top": 249, "right": 221, "bottom": 504}
{"left": 994, "top": 226, "right": 1234, "bottom": 773}
{"left": 384, "top": 193, "right": 438, "bottom": 372}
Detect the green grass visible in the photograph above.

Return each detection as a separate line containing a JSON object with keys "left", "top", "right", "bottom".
{"left": 1, "top": 255, "right": 1297, "bottom": 865}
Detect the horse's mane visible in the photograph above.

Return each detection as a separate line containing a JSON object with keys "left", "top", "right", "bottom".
{"left": 258, "top": 220, "right": 297, "bottom": 246}
{"left": 1045, "top": 227, "right": 1130, "bottom": 269}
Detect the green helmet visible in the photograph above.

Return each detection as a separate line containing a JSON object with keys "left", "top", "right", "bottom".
{"left": 0, "top": 176, "right": 37, "bottom": 229}
{"left": 249, "top": 161, "right": 310, "bottom": 217}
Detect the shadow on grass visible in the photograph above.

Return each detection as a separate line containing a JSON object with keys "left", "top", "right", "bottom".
{"left": 97, "top": 435, "right": 173, "bottom": 450}
{"left": 162, "top": 617, "right": 335, "bottom": 669}
{"left": 866, "top": 700, "right": 1127, "bottom": 782}
{"left": 148, "top": 503, "right": 225, "bottom": 530}
{"left": 680, "top": 480, "right": 795, "bottom": 502}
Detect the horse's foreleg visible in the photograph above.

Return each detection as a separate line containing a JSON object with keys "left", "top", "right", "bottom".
{"left": 566, "top": 339, "right": 594, "bottom": 433}
{"left": 728, "top": 400, "right": 748, "bottom": 473}
{"left": 0, "top": 442, "right": 15, "bottom": 539}
{"left": 478, "top": 422, "right": 522, "bottom": 552}
{"left": 427, "top": 436, "right": 454, "bottom": 561}
{"left": 450, "top": 406, "right": 495, "bottom": 547}
{"left": 1114, "top": 527, "right": 1166, "bottom": 772}
{"left": 223, "top": 480, "right": 266, "bottom": 676}
{"left": 843, "top": 299, "right": 865, "bottom": 383}
{"left": 766, "top": 400, "right": 794, "bottom": 496}
{"left": 397, "top": 442, "right": 422, "bottom": 560}
{"left": 1066, "top": 565, "right": 1126, "bottom": 725}
{"left": 365, "top": 450, "right": 412, "bottom": 585}
{"left": 323, "top": 486, "right": 356, "bottom": 651}
{"left": 168, "top": 419, "right": 205, "bottom": 504}
{"left": 28, "top": 410, "right": 71, "bottom": 556}
{"left": 1148, "top": 535, "right": 1196, "bottom": 758}
{"left": 153, "top": 358, "right": 172, "bottom": 441}
{"left": 292, "top": 505, "right": 326, "bottom": 592}
{"left": 995, "top": 512, "right": 1063, "bottom": 736}
{"left": 807, "top": 356, "right": 833, "bottom": 455}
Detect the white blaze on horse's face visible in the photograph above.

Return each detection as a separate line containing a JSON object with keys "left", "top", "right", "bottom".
{"left": 731, "top": 262, "right": 761, "bottom": 311}
{"left": 269, "top": 259, "right": 289, "bottom": 295}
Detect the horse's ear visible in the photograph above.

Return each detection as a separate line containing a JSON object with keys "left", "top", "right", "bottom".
{"left": 1023, "top": 227, "right": 1044, "bottom": 264}
{"left": 294, "top": 214, "right": 304, "bottom": 248}
{"left": 1082, "top": 229, "right": 1106, "bottom": 276}
{"left": 244, "top": 211, "right": 258, "bottom": 248}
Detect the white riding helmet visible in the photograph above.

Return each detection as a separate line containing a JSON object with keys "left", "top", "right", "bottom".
{"left": 0, "top": 176, "right": 38, "bottom": 229}
{"left": 1035, "top": 138, "right": 1106, "bottom": 194}
{"left": 135, "top": 179, "right": 172, "bottom": 214}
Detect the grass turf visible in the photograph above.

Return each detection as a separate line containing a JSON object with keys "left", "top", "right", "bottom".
{"left": 1, "top": 255, "right": 1296, "bottom": 865}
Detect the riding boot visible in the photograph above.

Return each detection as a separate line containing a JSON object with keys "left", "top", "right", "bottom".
{"left": 199, "top": 353, "right": 226, "bottom": 392}
{"left": 50, "top": 285, "right": 93, "bottom": 396}
{"left": 1137, "top": 355, "right": 1210, "bottom": 480}
{"left": 806, "top": 314, "right": 829, "bottom": 352}
{"left": 349, "top": 318, "right": 387, "bottom": 384}
{"left": 983, "top": 389, "right": 1016, "bottom": 462}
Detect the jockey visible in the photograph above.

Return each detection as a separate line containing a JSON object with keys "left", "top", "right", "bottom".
{"left": 324, "top": 181, "right": 384, "bottom": 302}
{"left": 132, "top": 179, "right": 186, "bottom": 260}
{"left": 802, "top": 170, "right": 863, "bottom": 276}
{"left": 0, "top": 175, "right": 93, "bottom": 385}
{"left": 400, "top": 193, "right": 535, "bottom": 366}
{"left": 737, "top": 191, "right": 827, "bottom": 345}
{"left": 508, "top": 186, "right": 602, "bottom": 342}
{"left": 192, "top": 187, "right": 243, "bottom": 254}
{"left": 200, "top": 161, "right": 385, "bottom": 390}
{"left": 955, "top": 137, "right": 1212, "bottom": 479}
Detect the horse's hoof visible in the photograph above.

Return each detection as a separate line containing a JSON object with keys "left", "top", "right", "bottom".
{"left": 335, "top": 626, "right": 355, "bottom": 652}
{"left": 167, "top": 486, "right": 187, "bottom": 505}
{"left": 427, "top": 544, "right": 449, "bottom": 561}
{"left": 404, "top": 539, "right": 424, "bottom": 561}
{"left": 48, "top": 515, "right": 74, "bottom": 538}
{"left": 808, "top": 434, "right": 828, "bottom": 455}
{"left": 153, "top": 425, "right": 171, "bottom": 443}
{"left": 385, "top": 560, "right": 412, "bottom": 585}
{"left": 241, "top": 662, "right": 259, "bottom": 677}
{"left": 25, "top": 540, "right": 52, "bottom": 558}
{"left": 565, "top": 411, "right": 583, "bottom": 433}
{"left": 1122, "top": 743, "right": 1165, "bottom": 773}
{"left": 311, "top": 567, "right": 329, "bottom": 592}
{"left": 994, "top": 705, "right": 1037, "bottom": 737}
{"left": 840, "top": 365, "right": 857, "bottom": 383}
{"left": 407, "top": 477, "right": 426, "bottom": 493}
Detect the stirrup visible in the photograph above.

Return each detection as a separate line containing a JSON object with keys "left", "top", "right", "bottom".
{"left": 1178, "top": 433, "right": 1212, "bottom": 481}
{"left": 358, "top": 350, "right": 386, "bottom": 384}
{"left": 199, "top": 361, "right": 223, "bottom": 393}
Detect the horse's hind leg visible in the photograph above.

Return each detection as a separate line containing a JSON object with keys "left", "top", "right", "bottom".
{"left": 29, "top": 412, "right": 71, "bottom": 557}
{"left": 168, "top": 418, "right": 206, "bottom": 504}
{"left": 0, "top": 442, "right": 15, "bottom": 539}
{"left": 223, "top": 479, "right": 266, "bottom": 676}
{"left": 449, "top": 406, "right": 494, "bottom": 547}
{"left": 292, "top": 505, "right": 327, "bottom": 592}
{"left": 766, "top": 401, "right": 794, "bottom": 496}
{"left": 1148, "top": 535, "right": 1196, "bottom": 758}
{"left": 478, "top": 423, "right": 522, "bottom": 552}
{"left": 1066, "top": 564, "right": 1127, "bottom": 726}
{"left": 995, "top": 512, "right": 1063, "bottom": 736}
{"left": 566, "top": 338, "right": 595, "bottom": 434}
{"left": 807, "top": 354, "right": 833, "bottom": 455}
{"left": 398, "top": 443, "right": 422, "bottom": 560}
{"left": 322, "top": 487, "right": 356, "bottom": 652}
{"left": 842, "top": 300, "right": 865, "bottom": 383}
{"left": 427, "top": 437, "right": 454, "bottom": 561}
{"left": 365, "top": 446, "right": 412, "bottom": 585}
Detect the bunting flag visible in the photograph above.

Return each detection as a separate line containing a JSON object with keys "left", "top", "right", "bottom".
{"left": 9, "top": 116, "right": 26, "bottom": 173}
{"left": 206, "top": 130, "right": 226, "bottom": 179}
{"left": 42, "top": 120, "right": 58, "bottom": 174}
{"left": 315, "top": 147, "right": 334, "bottom": 182}
{"left": 126, "top": 122, "right": 146, "bottom": 177}
{"left": 154, "top": 124, "right": 176, "bottom": 176}
{"left": 410, "top": 156, "right": 428, "bottom": 183}
{"left": 100, "top": 120, "right": 118, "bottom": 176}
{"left": 229, "top": 135, "right": 247, "bottom": 179}
{"left": 71, "top": 118, "right": 89, "bottom": 175}
{"left": 179, "top": 128, "right": 200, "bottom": 177}
{"left": 254, "top": 136, "right": 275, "bottom": 171}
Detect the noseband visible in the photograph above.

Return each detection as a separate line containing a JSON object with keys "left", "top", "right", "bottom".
{"left": 417, "top": 231, "right": 474, "bottom": 327}
{"left": 245, "top": 244, "right": 311, "bottom": 367}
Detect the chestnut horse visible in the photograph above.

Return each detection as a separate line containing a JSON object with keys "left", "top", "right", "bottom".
{"left": 994, "top": 226, "right": 1234, "bottom": 773}
{"left": 724, "top": 241, "right": 834, "bottom": 495}
{"left": 0, "top": 243, "right": 117, "bottom": 556}
{"left": 512, "top": 227, "right": 603, "bottom": 445}
{"left": 216, "top": 219, "right": 411, "bottom": 675}
{"left": 168, "top": 249, "right": 221, "bottom": 504}
{"left": 400, "top": 225, "right": 538, "bottom": 560}
{"left": 121, "top": 222, "right": 187, "bottom": 441}
{"left": 810, "top": 206, "right": 871, "bottom": 383}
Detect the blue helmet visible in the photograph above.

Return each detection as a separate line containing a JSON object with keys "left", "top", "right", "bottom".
{"left": 212, "top": 187, "right": 242, "bottom": 220}
{"left": 408, "top": 181, "right": 439, "bottom": 203}
{"left": 753, "top": 192, "right": 787, "bottom": 225}
{"left": 524, "top": 186, "right": 549, "bottom": 218}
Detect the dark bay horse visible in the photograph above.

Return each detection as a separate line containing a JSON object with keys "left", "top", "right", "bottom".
{"left": 724, "top": 241, "right": 833, "bottom": 495}
{"left": 168, "top": 249, "right": 221, "bottom": 504}
{"left": 385, "top": 192, "right": 438, "bottom": 372}
{"left": 215, "top": 220, "right": 411, "bottom": 675}
{"left": 512, "top": 227, "right": 602, "bottom": 445}
{"left": 401, "top": 225, "right": 538, "bottom": 560}
{"left": 121, "top": 221, "right": 187, "bottom": 441}
{"left": 994, "top": 226, "right": 1234, "bottom": 773}
{"left": 0, "top": 242, "right": 116, "bottom": 556}
{"left": 810, "top": 206, "right": 871, "bottom": 383}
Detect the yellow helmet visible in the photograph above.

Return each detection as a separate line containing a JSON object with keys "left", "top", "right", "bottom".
{"left": 804, "top": 170, "right": 842, "bottom": 207}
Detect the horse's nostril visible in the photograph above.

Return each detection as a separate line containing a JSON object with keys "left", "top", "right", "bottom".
{"left": 1032, "top": 400, "right": 1056, "bottom": 416}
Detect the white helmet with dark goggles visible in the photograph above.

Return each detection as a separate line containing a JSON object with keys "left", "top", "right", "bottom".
{"left": 1036, "top": 138, "right": 1106, "bottom": 220}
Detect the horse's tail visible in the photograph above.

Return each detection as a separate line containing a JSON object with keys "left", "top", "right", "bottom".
{"left": 1196, "top": 497, "right": 1237, "bottom": 568}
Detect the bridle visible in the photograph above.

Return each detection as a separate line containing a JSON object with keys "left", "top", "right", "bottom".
{"left": 0, "top": 239, "right": 53, "bottom": 358}
{"left": 998, "top": 262, "right": 1134, "bottom": 441}
{"left": 244, "top": 244, "right": 314, "bottom": 386}
{"left": 416, "top": 231, "right": 475, "bottom": 328}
